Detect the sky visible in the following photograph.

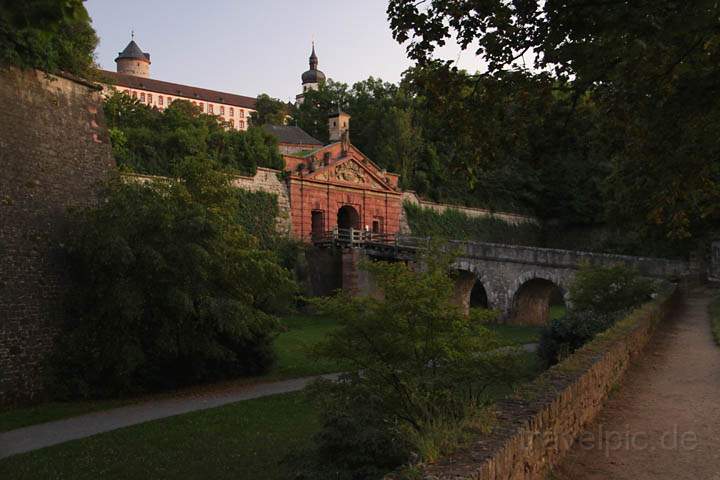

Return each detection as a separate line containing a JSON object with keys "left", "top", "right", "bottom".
{"left": 85, "top": 0, "right": 484, "bottom": 102}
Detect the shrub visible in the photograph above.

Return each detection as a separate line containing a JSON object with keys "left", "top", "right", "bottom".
{"left": 568, "top": 263, "right": 656, "bottom": 315}
{"left": 49, "top": 157, "right": 297, "bottom": 398}
{"left": 537, "top": 263, "right": 657, "bottom": 366}
{"left": 297, "top": 256, "right": 530, "bottom": 478}
{"left": 537, "top": 311, "right": 615, "bottom": 366}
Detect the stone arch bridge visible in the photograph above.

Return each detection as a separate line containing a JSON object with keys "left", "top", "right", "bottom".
{"left": 312, "top": 230, "right": 690, "bottom": 326}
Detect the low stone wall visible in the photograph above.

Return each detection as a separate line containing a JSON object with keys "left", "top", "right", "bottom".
{"left": 399, "top": 192, "right": 537, "bottom": 234}
{"left": 416, "top": 289, "right": 679, "bottom": 480}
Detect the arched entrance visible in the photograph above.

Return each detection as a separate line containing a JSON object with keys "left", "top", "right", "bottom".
{"left": 470, "top": 281, "right": 489, "bottom": 308}
{"left": 337, "top": 205, "right": 361, "bottom": 230}
{"left": 510, "top": 278, "right": 565, "bottom": 326}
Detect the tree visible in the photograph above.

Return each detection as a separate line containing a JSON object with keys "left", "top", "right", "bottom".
{"left": 52, "top": 156, "right": 297, "bottom": 397}
{"left": 291, "top": 79, "right": 349, "bottom": 143}
{"left": 104, "top": 91, "right": 284, "bottom": 176}
{"left": 0, "top": 0, "right": 98, "bottom": 76}
{"left": 250, "top": 93, "right": 290, "bottom": 126}
{"left": 298, "top": 255, "right": 530, "bottom": 477}
{"left": 387, "top": 0, "right": 720, "bottom": 248}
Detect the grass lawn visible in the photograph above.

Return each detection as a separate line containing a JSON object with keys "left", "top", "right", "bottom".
{"left": 0, "top": 353, "right": 544, "bottom": 480}
{"left": 486, "top": 324, "right": 543, "bottom": 345}
{"left": 709, "top": 293, "right": 720, "bottom": 346}
{"left": 0, "top": 392, "right": 319, "bottom": 480}
{"left": 0, "top": 313, "right": 340, "bottom": 433}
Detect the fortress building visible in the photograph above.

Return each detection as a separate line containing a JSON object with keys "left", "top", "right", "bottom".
{"left": 100, "top": 37, "right": 403, "bottom": 240}
{"left": 100, "top": 37, "right": 256, "bottom": 130}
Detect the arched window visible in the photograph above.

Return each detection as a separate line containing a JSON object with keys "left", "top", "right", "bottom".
{"left": 239, "top": 120, "right": 245, "bottom": 129}
{"left": 147, "top": 93, "right": 153, "bottom": 104}
{"left": 140, "top": 92, "right": 145, "bottom": 102}
{"left": 159, "top": 96, "right": 164, "bottom": 106}
{"left": 230, "top": 107, "right": 234, "bottom": 117}
{"left": 220, "top": 106, "right": 225, "bottom": 116}
{"left": 209, "top": 104, "right": 214, "bottom": 114}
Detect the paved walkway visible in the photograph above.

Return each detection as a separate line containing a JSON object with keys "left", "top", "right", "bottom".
{"left": 554, "top": 288, "right": 720, "bottom": 479}
{"left": 0, "top": 373, "right": 338, "bottom": 459}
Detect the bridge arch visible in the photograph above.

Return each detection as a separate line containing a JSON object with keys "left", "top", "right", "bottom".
{"left": 451, "top": 260, "right": 494, "bottom": 315}
{"left": 508, "top": 271, "right": 568, "bottom": 326}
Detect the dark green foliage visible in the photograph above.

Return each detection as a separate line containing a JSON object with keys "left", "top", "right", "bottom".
{"left": 51, "top": 157, "right": 297, "bottom": 397}
{"left": 297, "top": 257, "right": 530, "bottom": 477}
{"left": 537, "top": 264, "right": 656, "bottom": 366}
{"left": 236, "top": 189, "right": 279, "bottom": 247}
{"left": 569, "top": 264, "right": 656, "bottom": 316}
{"left": 104, "top": 91, "right": 283, "bottom": 176}
{"left": 387, "top": 0, "right": 720, "bottom": 253}
{"left": 403, "top": 202, "right": 542, "bottom": 245}
{"left": 0, "top": 0, "right": 97, "bottom": 76}
{"left": 250, "top": 93, "right": 291, "bottom": 126}
{"left": 537, "top": 311, "right": 614, "bottom": 367}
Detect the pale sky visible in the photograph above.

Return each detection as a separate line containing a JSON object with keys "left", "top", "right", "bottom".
{"left": 85, "top": 0, "right": 484, "bottom": 102}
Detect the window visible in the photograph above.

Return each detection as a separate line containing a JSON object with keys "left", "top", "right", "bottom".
{"left": 311, "top": 210, "right": 325, "bottom": 239}
{"left": 239, "top": 109, "right": 245, "bottom": 118}
{"left": 372, "top": 217, "right": 384, "bottom": 234}
{"left": 209, "top": 104, "right": 214, "bottom": 114}
{"left": 140, "top": 92, "right": 145, "bottom": 102}
{"left": 123, "top": 89, "right": 130, "bottom": 95}
{"left": 231, "top": 119, "right": 236, "bottom": 128}
{"left": 148, "top": 94, "right": 153, "bottom": 104}
{"left": 159, "top": 96, "right": 164, "bottom": 106}
{"left": 199, "top": 103, "right": 204, "bottom": 112}
{"left": 220, "top": 106, "right": 225, "bottom": 116}
{"left": 230, "top": 107, "right": 234, "bottom": 117}
{"left": 132, "top": 91, "right": 137, "bottom": 98}
{"left": 239, "top": 120, "right": 245, "bottom": 129}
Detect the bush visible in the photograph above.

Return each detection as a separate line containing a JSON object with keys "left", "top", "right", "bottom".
{"left": 537, "top": 263, "right": 657, "bottom": 367}
{"left": 49, "top": 157, "right": 297, "bottom": 398}
{"left": 296, "top": 256, "right": 529, "bottom": 478}
{"left": 0, "top": 1, "right": 97, "bottom": 76}
{"left": 569, "top": 263, "right": 656, "bottom": 315}
{"left": 537, "top": 311, "right": 615, "bottom": 366}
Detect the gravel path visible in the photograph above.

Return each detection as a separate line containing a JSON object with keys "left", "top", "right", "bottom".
{"left": 553, "top": 287, "right": 720, "bottom": 480}
{"left": 0, "top": 373, "right": 338, "bottom": 459}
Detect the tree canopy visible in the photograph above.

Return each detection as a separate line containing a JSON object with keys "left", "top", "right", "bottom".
{"left": 386, "top": 0, "right": 720, "bottom": 250}
{"left": 105, "top": 91, "right": 284, "bottom": 176}
{"left": 0, "top": 0, "right": 98, "bottom": 76}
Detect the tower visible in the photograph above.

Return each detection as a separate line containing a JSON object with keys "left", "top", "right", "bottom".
{"left": 296, "top": 42, "right": 326, "bottom": 104}
{"left": 328, "top": 110, "right": 350, "bottom": 143}
{"left": 115, "top": 34, "right": 151, "bottom": 78}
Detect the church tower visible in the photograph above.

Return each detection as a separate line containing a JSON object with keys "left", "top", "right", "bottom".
{"left": 296, "top": 43, "right": 326, "bottom": 104}
{"left": 115, "top": 35, "right": 151, "bottom": 78}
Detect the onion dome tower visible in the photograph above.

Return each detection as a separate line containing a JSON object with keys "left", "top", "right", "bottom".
{"left": 115, "top": 33, "right": 151, "bottom": 78}
{"left": 296, "top": 42, "right": 326, "bottom": 104}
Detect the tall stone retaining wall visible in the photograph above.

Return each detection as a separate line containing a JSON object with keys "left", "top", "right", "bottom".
{"left": 0, "top": 68, "right": 116, "bottom": 404}
{"left": 414, "top": 289, "right": 679, "bottom": 480}
{"left": 399, "top": 192, "right": 537, "bottom": 234}
{"left": 231, "top": 167, "right": 291, "bottom": 236}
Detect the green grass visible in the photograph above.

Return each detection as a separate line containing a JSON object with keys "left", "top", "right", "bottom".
{"left": 709, "top": 294, "right": 720, "bottom": 346}
{"left": 486, "top": 324, "right": 543, "bottom": 345}
{"left": 0, "top": 392, "right": 319, "bottom": 480}
{"left": 0, "top": 313, "right": 340, "bottom": 433}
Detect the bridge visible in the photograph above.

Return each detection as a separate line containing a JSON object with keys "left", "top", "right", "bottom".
{"left": 312, "top": 229, "right": 691, "bottom": 325}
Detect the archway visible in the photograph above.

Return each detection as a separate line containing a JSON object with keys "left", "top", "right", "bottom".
{"left": 470, "top": 281, "right": 489, "bottom": 308}
{"left": 453, "top": 270, "right": 490, "bottom": 315}
{"left": 510, "top": 278, "right": 565, "bottom": 326}
{"left": 337, "top": 205, "right": 361, "bottom": 230}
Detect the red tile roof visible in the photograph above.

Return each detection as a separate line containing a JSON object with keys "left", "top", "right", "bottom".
{"left": 99, "top": 70, "right": 257, "bottom": 109}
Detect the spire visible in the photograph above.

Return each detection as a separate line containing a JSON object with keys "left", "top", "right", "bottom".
{"left": 309, "top": 42, "right": 318, "bottom": 70}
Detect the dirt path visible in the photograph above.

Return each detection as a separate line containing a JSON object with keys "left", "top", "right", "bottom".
{"left": 553, "top": 288, "right": 720, "bottom": 480}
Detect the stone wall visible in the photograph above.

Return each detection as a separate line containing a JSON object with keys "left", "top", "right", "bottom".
{"left": 399, "top": 191, "right": 537, "bottom": 234}
{"left": 413, "top": 289, "right": 679, "bottom": 480}
{"left": 0, "top": 68, "right": 115, "bottom": 404}
{"left": 231, "top": 167, "right": 292, "bottom": 236}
